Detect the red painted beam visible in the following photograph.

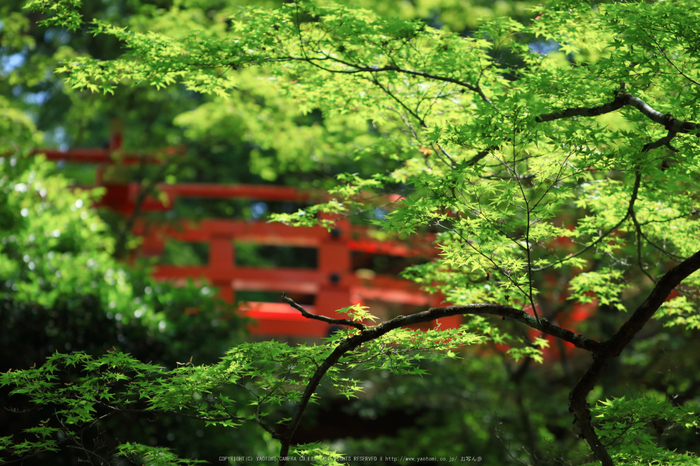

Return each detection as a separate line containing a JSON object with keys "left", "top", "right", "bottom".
{"left": 352, "top": 285, "right": 433, "bottom": 306}
{"left": 32, "top": 144, "right": 453, "bottom": 337}
{"left": 348, "top": 238, "right": 434, "bottom": 257}
{"left": 134, "top": 219, "right": 434, "bottom": 257}
{"left": 152, "top": 265, "right": 325, "bottom": 289}
{"left": 90, "top": 183, "right": 321, "bottom": 215}
{"left": 134, "top": 220, "right": 329, "bottom": 246}
{"left": 156, "top": 183, "right": 319, "bottom": 202}
{"left": 239, "top": 303, "right": 330, "bottom": 337}
{"left": 152, "top": 264, "right": 434, "bottom": 306}
{"left": 36, "top": 148, "right": 184, "bottom": 165}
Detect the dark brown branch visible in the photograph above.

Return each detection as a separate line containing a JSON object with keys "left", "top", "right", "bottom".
{"left": 281, "top": 293, "right": 365, "bottom": 330}
{"left": 300, "top": 59, "right": 700, "bottom": 139}
{"left": 630, "top": 199, "right": 657, "bottom": 283}
{"left": 465, "top": 145, "right": 497, "bottom": 166}
{"left": 568, "top": 248, "right": 700, "bottom": 466}
{"left": 608, "top": 249, "right": 700, "bottom": 350}
{"left": 642, "top": 130, "right": 679, "bottom": 153}
{"left": 536, "top": 92, "right": 700, "bottom": 149}
{"left": 434, "top": 304, "right": 602, "bottom": 351}
{"left": 310, "top": 52, "right": 491, "bottom": 103}
{"left": 536, "top": 94, "right": 627, "bottom": 123}
{"left": 277, "top": 301, "right": 601, "bottom": 464}
{"left": 276, "top": 245, "right": 700, "bottom": 465}
{"left": 533, "top": 172, "right": 642, "bottom": 272}
{"left": 462, "top": 86, "right": 697, "bottom": 169}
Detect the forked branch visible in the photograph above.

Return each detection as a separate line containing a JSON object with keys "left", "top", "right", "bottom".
{"left": 568, "top": 248, "right": 700, "bottom": 466}
{"left": 536, "top": 89, "right": 700, "bottom": 151}
{"left": 277, "top": 297, "right": 602, "bottom": 464}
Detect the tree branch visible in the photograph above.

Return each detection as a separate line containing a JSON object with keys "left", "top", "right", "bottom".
{"left": 568, "top": 248, "right": 700, "bottom": 466}
{"left": 536, "top": 91, "right": 700, "bottom": 150}
{"left": 536, "top": 93, "right": 627, "bottom": 123}
{"left": 644, "top": 32, "right": 700, "bottom": 87}
{"left": 533, "top": 171, "right": 642, "bottom": 272}
{"left": 281, "top": 293, "right": 365, "bottom": 330}
{"left": 309, "top": 53, "right": 491, "bottom": 103}
{"left": 465, "top": 145, "right": 497, "bottom": 166}
{"left": 277, "top": 300, "right": 602, "bottom": 464}
{"left": 278, "top": 242, "right": 700, "bottom": 466}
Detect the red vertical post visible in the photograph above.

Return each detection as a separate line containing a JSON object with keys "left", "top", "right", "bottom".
{"left": 140, "top": 230, "right": 165, "bottom": 257}
{"left": 209, "top": 235, "right": 234, "bottom": 303}
{"left": 97, "top": 119, "right": 123, "bottom": 185}
{"left": 109, "top": 119, "right": 123, "bottom": 153}
{"left": 316, "top": 220, "right": 353, "bottom": 319}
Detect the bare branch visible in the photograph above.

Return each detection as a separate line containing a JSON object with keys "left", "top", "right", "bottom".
{"left": 644, "top": 31, "right": 700, "bottom": 87}
{"left": 465, "top": 145, "right": 497, "bottom": 166}
{"left": 536, "top": 93, "right": 627, "bottom": 123}
{"left": 630, "top": 200, "right": 658, "bottom": 283}
{"left": 423, "top": 304, "right": 601, "bottom": 351}
{"left": 281, "top": 293, "right": 365, "bottom": 330}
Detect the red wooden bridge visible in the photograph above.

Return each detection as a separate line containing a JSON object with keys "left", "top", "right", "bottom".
{"left": 36, "top": 129, "right": 600, "bottom": 360}
{"left": 36, "top": 132, "right": 459, "bottom": 337}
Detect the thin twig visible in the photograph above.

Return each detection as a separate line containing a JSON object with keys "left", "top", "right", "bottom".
{"left": 281, "top": 293, "right": 365, "bottom": 330}
{"left": 532, "top": 172, "right": 642, "bottom": 272}
{"left": 644, "top": 31, "right": 700, "bottom": 86}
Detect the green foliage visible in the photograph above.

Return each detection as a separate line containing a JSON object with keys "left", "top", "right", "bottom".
{"left": 568, "top": 268, "right": 632, "bottom": 312}
{"left": 0, "top": 120, "right": 240, "bottom": 342}
{"left": 272, "top": 198, "right": 349, "bottom": 229}
{"left": 1, "top": 329, "right": 483, "bottom": 463}
{"left": 3, "top": 0, "right": 700, "bottom": 464}
{"left": 592, "top": 396, "right": 700, "bottom": 465}
{"left": 290, "top": 443, "right": 345, "bottom": 466}
{"left": 0, "top": 35, "right": 251, "bottom": 463}
{"left": 335, "top": 303, "right": 380, "bottom": 323}
{"left": 657, "top": 296, "right": 700, "bottom": 330}
{"left": 117, "top": 443, "right": 207, "bottom": 465}
{"left": 24, "top": 0, "right": 83, "bottom": 31}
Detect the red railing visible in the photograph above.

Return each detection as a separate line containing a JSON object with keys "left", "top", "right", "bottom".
{"left": 34, "top": 133, "right": 455, "bottom": 337}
